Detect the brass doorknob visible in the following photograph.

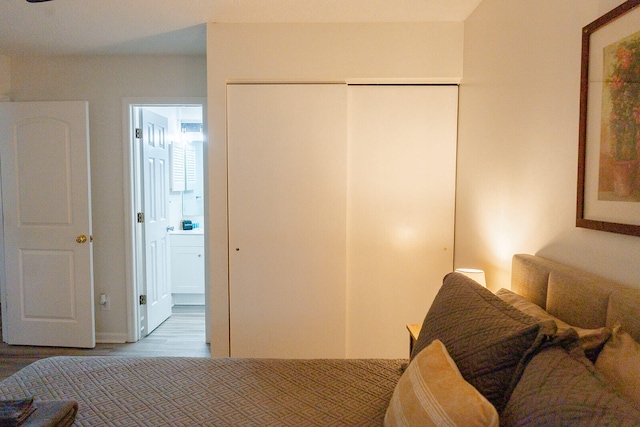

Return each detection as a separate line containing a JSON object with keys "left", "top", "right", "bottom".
{"left": 76, "top": 235, "right": 87, "bottom": 244}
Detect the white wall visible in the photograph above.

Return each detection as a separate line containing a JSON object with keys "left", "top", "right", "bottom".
{"left": 9, "top": 55, "right": 206, "bottom": 340}
{"left": 456, "top": 0, "right": 640, "bottom": 291}
{"left": 207, "top": 22, "right": 464, "bottom": 356}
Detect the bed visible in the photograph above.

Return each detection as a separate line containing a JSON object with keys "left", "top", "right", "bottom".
{"left": 0, "top": 254, "right": 639, "bottom": 426}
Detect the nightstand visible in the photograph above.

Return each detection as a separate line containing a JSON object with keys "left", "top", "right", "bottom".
{"left": 406, "top": 323, "right": 422, "bottom": 356}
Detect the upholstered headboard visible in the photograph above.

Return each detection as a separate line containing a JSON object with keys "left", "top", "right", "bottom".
{"left": 511, "top": 254, "right": 640, "bottom": 343}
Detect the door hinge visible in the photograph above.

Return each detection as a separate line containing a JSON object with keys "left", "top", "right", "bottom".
{"left": 135, "top": 128, "right": 142, "bottom": 139}
{"left": 139, "top": 295, "right": 147, "bottom": 305}
{"left": 137, "top": 212, "right": 144, "bottom": 223}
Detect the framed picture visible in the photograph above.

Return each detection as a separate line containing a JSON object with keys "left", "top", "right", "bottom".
{"left": 577, "top": 0, "right": 640, "bottom": 236}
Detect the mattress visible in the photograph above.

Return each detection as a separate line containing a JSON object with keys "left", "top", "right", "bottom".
{"left": 0, "top": 356, "right": 405, "bottom": 426}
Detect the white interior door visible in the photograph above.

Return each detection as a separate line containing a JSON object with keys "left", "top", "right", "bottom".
{"left": 228, "top": 84, "right": 348, "bottom": 358}
{"left": 141, "top": 109, "right": 172, "bottom": 334}
{"left": 0, "top": 101, "right": 95, "bottom": 348}
{"left": 346, "top": 85, "right": 458, "bottom": 358}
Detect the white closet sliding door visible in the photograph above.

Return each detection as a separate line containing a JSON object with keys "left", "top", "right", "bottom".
{"left": 227, "top": 84, "right": 458, "bottom": 359}
{"left": 227, "top": 84, "right": 348, "bottom": 358}
{"left": 346, "top": 85, "right": 458, "bottom": 358}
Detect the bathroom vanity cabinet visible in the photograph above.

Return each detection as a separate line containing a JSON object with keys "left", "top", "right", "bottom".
{"left": 170, "top": 232, "right": 205, "bottom": 305}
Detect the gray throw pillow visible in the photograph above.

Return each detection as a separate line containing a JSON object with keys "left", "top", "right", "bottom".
{"left": 502, "top": 345, "right": 640, "bottom": 425}
{"left": 411, "top": 272, "right": 555, "bottom": 413}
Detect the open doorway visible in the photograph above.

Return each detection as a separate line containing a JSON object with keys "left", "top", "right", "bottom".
{"left": 123, "top": 98, "right": 207, "bottom": 346}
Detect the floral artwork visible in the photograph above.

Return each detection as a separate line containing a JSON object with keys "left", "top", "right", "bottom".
{"left": 600, "top": 31, "right": 640, "bottom": 201}
{"left": 579, "top": 0, "right": 640, "bottom": 237}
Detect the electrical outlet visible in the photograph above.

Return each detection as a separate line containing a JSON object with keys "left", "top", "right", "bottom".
{"left": 99, "top": 293, "right": 111, "bottom": 311}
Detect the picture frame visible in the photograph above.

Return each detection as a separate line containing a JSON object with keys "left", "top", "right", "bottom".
{"left": 577, "top": 0, "right": 640, "bottom": 237}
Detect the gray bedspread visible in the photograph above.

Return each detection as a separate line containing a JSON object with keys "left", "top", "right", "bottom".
{"left": 0, "top": 356, "right": 404, "bottom": 426}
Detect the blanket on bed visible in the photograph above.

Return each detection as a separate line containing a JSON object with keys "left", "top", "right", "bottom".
{"left": 0, "top": 356, "right": 404, "bottom": 426}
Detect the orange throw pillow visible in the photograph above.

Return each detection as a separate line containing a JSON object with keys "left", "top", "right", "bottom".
{"left": 385, "top": 339, "right": 498, "bottom": 427}
{"left": 595, "top": 324, "right": 640, "bottom": 406}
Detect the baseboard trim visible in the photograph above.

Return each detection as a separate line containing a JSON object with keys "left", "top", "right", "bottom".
{"left": 96, "top": 332, "right": 128, "bottom": 344}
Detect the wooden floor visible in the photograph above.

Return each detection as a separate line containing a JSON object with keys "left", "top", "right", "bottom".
{"left": 0, "top": 305, "right": 209, "bottom": 381}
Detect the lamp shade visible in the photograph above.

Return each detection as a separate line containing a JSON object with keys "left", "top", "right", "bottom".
{"left": 455, "top": 268, "right": 486, "bottom": 287}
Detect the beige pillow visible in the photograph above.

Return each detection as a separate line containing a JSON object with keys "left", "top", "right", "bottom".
{"left": 385, "top": 339, "right": 498, "bottom": 427}
{"left": 595, "top": 324, "right": 640, "bottom": 406}
{"left": 495, "top": 288, "right": 610, "bottom": 350}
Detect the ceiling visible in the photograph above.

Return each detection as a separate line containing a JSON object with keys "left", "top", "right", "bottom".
{"left": 0, "top": 0, "right": 482, "bottom": 56}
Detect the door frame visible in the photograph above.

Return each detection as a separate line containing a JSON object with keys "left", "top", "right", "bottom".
{"left": 122, "top": 97, "right": 208, "bottom": 343}
{"left": 0, "top": 164, "right": 5, "bottom": 340}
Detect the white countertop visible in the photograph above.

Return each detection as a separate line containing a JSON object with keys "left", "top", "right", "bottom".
{"left": 170, "top": 229, "right": 204, "bottom": 235}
